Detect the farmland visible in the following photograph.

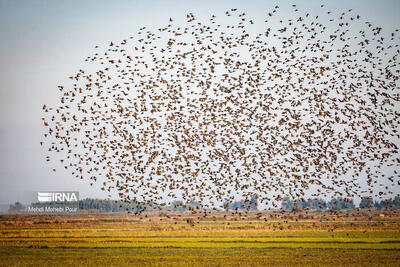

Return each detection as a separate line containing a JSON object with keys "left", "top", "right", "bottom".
{"left": 0, "top": 210, "right": 399, "bottom": 266}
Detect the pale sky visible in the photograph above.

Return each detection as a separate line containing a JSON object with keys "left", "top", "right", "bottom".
{"left": 0, "top": 0, "right": 399, "bottom": 204}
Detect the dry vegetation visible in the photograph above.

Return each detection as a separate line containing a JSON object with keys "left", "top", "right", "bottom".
{"left": 0, "top": 210, "right": 399, "bottom": 266}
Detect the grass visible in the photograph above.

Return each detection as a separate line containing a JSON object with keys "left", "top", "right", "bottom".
{"left": 0, "top": 210, "right": 399, "bottom": 265}
{"left": 1, "top": 247, "right": 400, "bottom": 266}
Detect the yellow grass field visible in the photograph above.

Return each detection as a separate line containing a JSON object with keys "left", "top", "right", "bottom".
{"left": 0, "top": 210, "right": 399, "bottom": 266}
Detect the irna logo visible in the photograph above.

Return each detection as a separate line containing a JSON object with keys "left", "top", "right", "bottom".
{"left": 37, "top": 191, "right": 79, "bottom": 202}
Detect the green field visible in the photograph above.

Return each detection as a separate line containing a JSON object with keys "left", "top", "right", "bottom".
{"left": 0, "top": 211, "right": 399, "bottom": 266}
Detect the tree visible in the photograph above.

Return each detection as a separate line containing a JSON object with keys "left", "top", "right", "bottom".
{"left": 308, "top": 198, "right": 327, "bottom": 210}
{"left": 374, "top": 196, "right": 400, "bottom": 209}
{"left": 328, "top": 198, "right": 355, "bottom": 210}
{"left": 8, "top": 202, "right": 24, "bottom": 212}
{"left": 281, "top": 196, "right": 293, "bottom": 211}
{"left": 359, "top": 197, "right": 373, "bottom": 209}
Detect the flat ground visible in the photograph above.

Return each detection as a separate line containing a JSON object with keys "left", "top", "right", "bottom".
{"left": 0, "top": 210, "right": 399, "bottom": 266}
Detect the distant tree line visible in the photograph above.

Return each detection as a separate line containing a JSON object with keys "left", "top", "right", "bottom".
{"left": 170, "top": 200, "right": 201, "bottom": 211}
{"left": 371, "top": 196, "right": 400, "bottom": 209}
{"left": 26, "top": 198, "right": 201, "bottom": 213}
{"left": 224, "top": 195, "right": 258, "bottom": 211}
{"left": 281, "top": 196, "right": 400, "bottom": 211}
{"left": 7, "top": 195, "right": 400, "bottom": 213}
{"left": 30, "top": 198, "right": 157, "bottom": 213}
{"left": 78, "top": 198, "right": 149, "bottom": 212}
{"left": 281, "top": 197, "right": 355, "bottom": 211}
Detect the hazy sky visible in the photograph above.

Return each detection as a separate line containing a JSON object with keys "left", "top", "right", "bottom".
{"left": 0, "top": 0, "right": 399, "bottom": 204}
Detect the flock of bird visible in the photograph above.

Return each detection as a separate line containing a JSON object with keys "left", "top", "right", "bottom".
{"left": 41, "top": 5, "right": 399, "bottom": 211}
